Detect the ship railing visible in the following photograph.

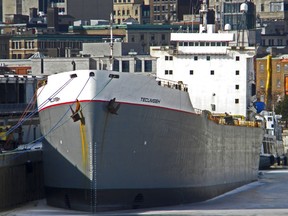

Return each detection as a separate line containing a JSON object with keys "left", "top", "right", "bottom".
{"left": 156, "top": 78, "right": 188, "bottom": 92}
{"left": 217, "top": 117, "right": 262, "bottom": 128}
{"left": 204, "top": 112, "right": 262, "bottom": 128}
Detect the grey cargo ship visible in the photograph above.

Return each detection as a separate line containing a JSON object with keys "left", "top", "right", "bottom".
{"left": 37, "top": 70, "right": 264, "bottom": 212}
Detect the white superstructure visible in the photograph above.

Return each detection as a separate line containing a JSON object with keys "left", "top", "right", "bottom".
{"left": 151, "top": 26, "right": 256, "bottom": 118}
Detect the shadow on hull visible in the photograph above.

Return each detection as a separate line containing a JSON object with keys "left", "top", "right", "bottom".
{"left": 45, "top": 181, "right": 252, "bottom": 212}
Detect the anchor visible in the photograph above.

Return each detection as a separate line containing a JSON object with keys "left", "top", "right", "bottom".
{"left": 107, "top": 98, "right": 120, "bottom": 115}
{"left": 70, "top": 100, "right": 85, "bottom": 124}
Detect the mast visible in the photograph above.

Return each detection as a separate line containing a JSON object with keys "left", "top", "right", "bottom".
{"left": 199, "top": 0, "right": 208, "bottom": 32}
{"left": 109, "top": 13, "right": 114, "bottom": 70}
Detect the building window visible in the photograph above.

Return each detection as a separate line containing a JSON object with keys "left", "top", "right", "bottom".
{"left": 113, "top": 59, "right": 119, "bottom": 71}
{"left": 58, "top": 7, "right": 65, "bottom": 13}
{"left": 236, "top": 70, "right": 239, "bottom": 75}
{"left": 270, "top": 2, "right": 284, "bottom": 12}
{"left": 165, "top": 56, "right": 173, "bottom": 61}
{"left": 277, "top": 64, "right": 281, "bottom": 72}
{"left": 135, "top": 59, "right": 142, "bottom": 72}
{"left": 277, "top": 79, "right": 281, "bottom": 88}
{"left": 190, "top": 70, "right": 193, "bottom": 75}
{"left": 260, "top": 80, "right": 264, "bottom": 88}
{"left": 165, "top": 70, "right": 173, "bottom": 75}
{"left": 260, "top": 64, "right": 264, "bottom": 72}
{"left": 235, "top": 84, "right": 239, "bottom": 89}
{"left": 194, "top": 56, "right": 198, "bottom": 61}
{"left": 16, "top": 0, "right": 22, "bottom": 14}
{"left": 206, "top": 56, "right": 210, "bottom": 61}
{"left": 236, "top": 56, "right": 240, "bottom": 61}
{"left": 285, "top": 64, "right": 288, "bottom": 71}
{"left": 210, "top": 70, "right": 214, "bottom": 75}
{"left": 144, "top": 60, "right": 152, "bottom": 72}
{"left": 268, "top": 39, "right": 274, "bottom": 46}
{"left": 122, "top": 60, "right": 129, "bottom": 72}
{"left": 261, "top": 4, "right": 264, "bottom": 11}
{"left": 235, "top": 99, "right": 239, "bottom": 104}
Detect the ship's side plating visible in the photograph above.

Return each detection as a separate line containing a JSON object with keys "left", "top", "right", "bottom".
{"left": 37, "top": 70, "right": 264, "bottom": 211}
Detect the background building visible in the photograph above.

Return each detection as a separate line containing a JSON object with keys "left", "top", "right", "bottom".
{"left": 69, "top": 23, "right": 181, "bottom": 54}
{"left": 254, "top": 0, "right": 288, "bottom": 21}
{"left": 2, "top": 0, "right": 39, "bottom": 23}
{"left": 149, "top": 0, "right": 177, "bottom": 24}
{"left": 113, "top": 0, "right": 150, "bottom": 24}
{"left": 2, "top": 0, "right": 113, "bottom": 23}
{"left": 9, "top": 34, "right": 105, "bottom": 59}
{"left": 51, "top": 0, "right": 113, "bottom": 20}
{"left": 256, "top": 54, "right": 288, "bottom": 109}
{"left": 177, "top": 0, "right": 201, "bottom": 22}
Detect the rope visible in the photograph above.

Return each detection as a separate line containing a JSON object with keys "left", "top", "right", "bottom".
{"left": 1, "top": 77, "right": 74, "bottom": 142}
{"left": 2, "top": 72, "right": 116, "bottom": 212}
{"left": 39, "top": 75, "right": 113, "bottom": 139}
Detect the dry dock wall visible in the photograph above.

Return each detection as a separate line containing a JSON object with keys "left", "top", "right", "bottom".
{"left": 0, "top": 150, "right": 44, "bottom": 210}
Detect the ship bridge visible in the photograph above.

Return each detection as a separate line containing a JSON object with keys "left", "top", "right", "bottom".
{"left": 171, "top": 32, "right": 235, "bottom": 55}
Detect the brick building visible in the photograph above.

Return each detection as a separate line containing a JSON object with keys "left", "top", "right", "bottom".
{"left": 256, "top": 54, "right": 288, "bottom": 109}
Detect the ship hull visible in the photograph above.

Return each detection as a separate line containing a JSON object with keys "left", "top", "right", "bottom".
{"left": 37, "top": 70, "right": 264, "bottom": 212}
{"left": 40, "top": 102, "right": 263, "bottom": 211}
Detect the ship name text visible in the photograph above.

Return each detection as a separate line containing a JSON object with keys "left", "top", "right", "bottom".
{"left": 141, "top": 97, "right": 161, "bottom": 104}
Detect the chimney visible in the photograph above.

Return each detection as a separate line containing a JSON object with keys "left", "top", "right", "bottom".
{"left": 29, "top": 8, "right": 37, "bottom": 19}
{"left": 47, "top": 7, "right": 59, "bottom": 32}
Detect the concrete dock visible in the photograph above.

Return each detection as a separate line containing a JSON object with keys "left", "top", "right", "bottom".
{"left": 0, "top": 149, "right": 44, "bottom": 211}
{"left": 2, "top": 166, "right": 288, "bottom": 216}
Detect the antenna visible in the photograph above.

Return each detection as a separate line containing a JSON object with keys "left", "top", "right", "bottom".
{"left": 237, "top": 2, "right": 248, "bottom": 47}
{"left": 191, "top": 5, "right": 193, "bottom": 33}
{"left": 109, "top": 13, "right": 114, "bottom": 71}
